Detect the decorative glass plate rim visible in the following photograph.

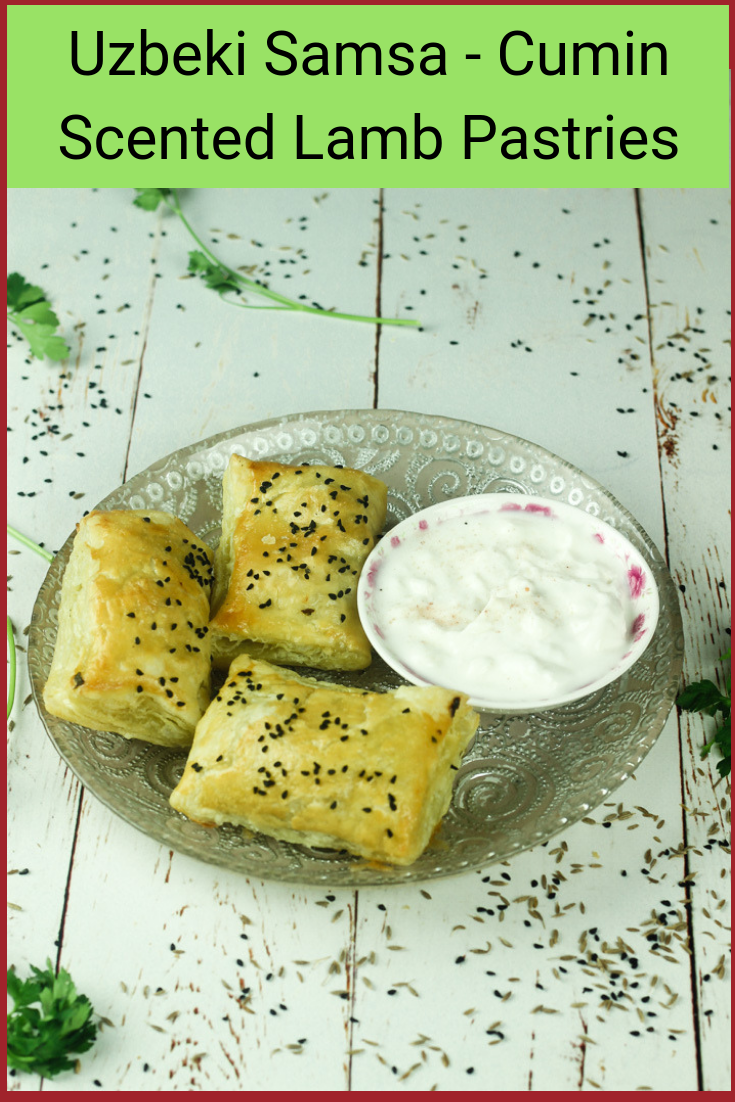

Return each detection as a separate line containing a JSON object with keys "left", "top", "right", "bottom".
{"left": 27, "top": 408, "right": 684, "bottom": 887}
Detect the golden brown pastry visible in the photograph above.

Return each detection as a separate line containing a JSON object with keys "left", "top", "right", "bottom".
{"left": 43, "top": 509, "right": 213, "bottom": 748}
{"left": 209, "top": 455, "right": 388, "bottom": 671}
{"left": 169, "top": 656, "right": 479, "bottom": 866}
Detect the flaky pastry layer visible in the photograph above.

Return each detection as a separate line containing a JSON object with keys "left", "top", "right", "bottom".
{"left": 43, "top": 509, "right": 213, "bottom": 747}
{"left": 209, "top": 455, "right": 387, "bottom": 671}
{"left": 169, "top": 656, "right": 479, "bottom": 866}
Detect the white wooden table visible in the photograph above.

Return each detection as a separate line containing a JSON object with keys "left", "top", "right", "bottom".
{"left": 7, "top": 188, "right": 730, "bottom": 1091}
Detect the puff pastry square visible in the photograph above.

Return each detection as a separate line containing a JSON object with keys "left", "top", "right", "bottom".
{"left": 209, "top": 455, "right": 388, "bottom": 671}
{"left": 43, "top": 509, "right": 214, "bottom": 748}
{"left": 169, "top": 656, "right": 479, "bottom": 866}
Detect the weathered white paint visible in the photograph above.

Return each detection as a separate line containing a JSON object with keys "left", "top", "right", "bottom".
{"left": 637, "top": 187, "right": 731, "bottom": 1093}
{"left": 7, "top": 188, "right": 729, "bottom": 1092}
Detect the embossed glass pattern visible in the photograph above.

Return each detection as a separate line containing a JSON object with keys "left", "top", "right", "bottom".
{"left": 28, "top": 410, "right": 683, "bottom": 886}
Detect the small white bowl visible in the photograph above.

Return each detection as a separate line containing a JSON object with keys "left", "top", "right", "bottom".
{"left": 357, "top": 494, "right": 659, "bottom": 713}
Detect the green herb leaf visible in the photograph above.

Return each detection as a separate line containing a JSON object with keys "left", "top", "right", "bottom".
{"left": 7, "top": 273, "right": 71, "bottom": 362}
{"left": 676, "top": 653, "right": 731, "bottom": 776}
{"left": 187, "top": 250, "right": 242, "bottom": 296}
{"left": 7, "top": 273, "right": 47, "bottom": 310}
{"left": 676, "top": 679, "right": 728, "bottom": 717}
{"left": 7, "top": 960, "right": 98, "bottom": 1078}
{"left": 715, "top": 754, "right": 731, "bottom": 778}
{"left": 133, "top": 188, "right": 421, "bottom": 328}
{"left": 132, "top": 188, "right": 173, "bottom": 211}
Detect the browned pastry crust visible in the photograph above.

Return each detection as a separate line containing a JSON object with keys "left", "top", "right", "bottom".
{"left": 209, "top": 455, "right": 388, "bottom": 671}
{"left": 169, "top": 656, "right": 479, "bottom": 866}
{"left": 43, "top": 509, "right": 213, "bottom": 747}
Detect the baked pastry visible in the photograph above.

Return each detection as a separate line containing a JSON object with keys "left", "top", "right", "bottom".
{"left": 169, "top": 656, "right": 479, "bottom": 866}
{"left": 43, "top": 509, "right": 213, "bottom": 748}
{"left": 209, "top": 455, "right": 388, "bottom": 671}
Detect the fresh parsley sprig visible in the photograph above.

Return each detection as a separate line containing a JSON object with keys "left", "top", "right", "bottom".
{"left": 7, "top": 960, "right": 99, "bottom": 1078}
{"left": 7, "top": 274, "right": 71, "bottom": 362}
{"left": 677, "top": 649, "right": 731, "bottom": 777}
{"left": 133, "top": 188, "right": 421, "bottom": 327}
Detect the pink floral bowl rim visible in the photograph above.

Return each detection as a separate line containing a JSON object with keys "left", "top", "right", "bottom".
{"left": 357, "top": 492, "right": 660, "bottom": 714}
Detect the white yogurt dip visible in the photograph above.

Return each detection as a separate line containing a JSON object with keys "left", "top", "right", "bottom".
{"left": 358, "top": 496, "right": 658, "bottom": 710}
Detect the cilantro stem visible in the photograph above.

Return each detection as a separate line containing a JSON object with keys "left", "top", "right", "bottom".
{"left": 7, "top": 525, "right": 54, "bottom": 563}
{"left": 7, "top": 616, "right": 16, "bottom": 720}
{"left": 6, "top": 527, "right": 53, "bottom": 720}
{"left": 224, "top": 299, "right": 418, "bottom": 326}
{"left": 162, "top": 189, "right": 420, "bottom": 328}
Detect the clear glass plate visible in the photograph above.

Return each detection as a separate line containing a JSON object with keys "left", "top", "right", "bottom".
{"left": 28, "top": 409, "right": 684, "bottom": 886}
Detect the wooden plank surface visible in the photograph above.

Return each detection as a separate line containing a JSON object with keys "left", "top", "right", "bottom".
{"left": 6, "top": 188, "right": 729, "bottom": 1092}
{"left": 638, "top": 188, "right": 731, "bottom": 1092}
